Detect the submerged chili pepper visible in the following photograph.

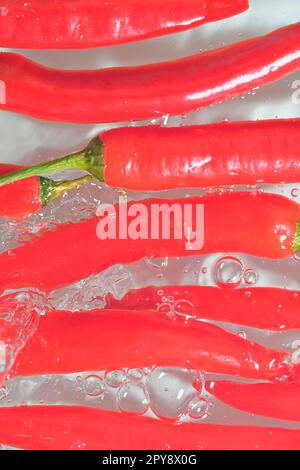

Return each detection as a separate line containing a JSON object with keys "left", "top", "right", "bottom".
{"left": 4, "top": 119, "right": 300, "bottom": 190}
{"left": 105, "top": 285, "right": 300, "bottom": 331}
{"left": 1, "top": 405, "right": 300, "bottom": 450}
{"left": 0, "top": 192, "right": 299, "bottom": 293}
{"left": 1, "top": 21, "right": 300, "bottom": 123}
{"left": 0, "top": 163, "right": 91, "bottom": 218}
{"left": 0, "top": 1, "right": 249, "bottom": 50}
{"left": 10, "top": 309, "right": 291, "bottom": 380}
{"left": 207, "top": 381, "right": 300, "bottom": 422}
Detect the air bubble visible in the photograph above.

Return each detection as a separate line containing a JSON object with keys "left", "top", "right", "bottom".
{"left": 127, "top": 368, "right": 144, "bottom": 381}
{"left": 243, "top": 269, "right": 258, "bottom": 285}
{"left": 237, "top": 331, "right": 247, "bottom": 339}
{"left": 187, "top": 395, "right": 210, "bottom": 420}
{"left": 105, "top": 370, "right": 126, "bottom": 388}
{"left": 84, "top": 375, "right": 105, "bottom": 397}
{"left": 157, "top": 303, "right": 174, "bottom": 314}
{"left": 117, "top": 382, "right": 150, "bottom": 415}
{"left": 147, "top": 367, "right": 198, "bottom": 420}
{"left": 291, "top": 188, "right": 299, "bottom": 198}
{"left": 173, "top": 300, "right": 196, "bottom": 318}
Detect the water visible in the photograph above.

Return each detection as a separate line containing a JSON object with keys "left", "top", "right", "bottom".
{"left": 1, "top": 184, "right": 300, "bottom": 447}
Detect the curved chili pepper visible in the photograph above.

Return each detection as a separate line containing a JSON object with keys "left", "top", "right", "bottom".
{"left": 10, "top": 309, "right": 291, "bottom": 381}
{"left": 207, "top": 381, "right": 300, "bottom": 422}
{"left": 105, "top": 285, "right": 300, "bottom": 331}
{"left": 0, "top": 405, "right": 300, "bottom": 450}
{"left": 0, "top": 164, "right": 91, "bottom": 219}
{"left": 0, "top": 1, "right": 249, "bottom": 50}
{"left": 5, "top": 119, "right": 300, "bottom": 190}
{"left": 0, "top": 192, "right": 299, "bottom": 293}
{"left": 1, "top": 21, "right": 300, "bottom": 123}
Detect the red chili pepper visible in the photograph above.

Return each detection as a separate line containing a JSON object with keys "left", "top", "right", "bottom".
{"left": 1, "top": 405, "right": 300, "bottom": 450}
{"left": 0, "top": 21, "right": 300, "bottom": 123}
{"left": 207, "top": 381, "right": 300, "bottom": 422}
{"left": 0, "top": 192, "right": 299, "bottom": 293}
{"left": 10, "top": 309, "right": 291, "bottom": 381}
{"left": 0, "top": 163, "right": 91, "bottom": 219}
{"left": 105, "top": 285, "right": 300, "bottom": 331}
{"left": 101, "top": 120, "right": 300, "bottom": 189}
{"left": 5, "top": 119, "right": 300, "bottom": 190}
{"left": 0, "top": 1, "right": 249, "bottom": 50}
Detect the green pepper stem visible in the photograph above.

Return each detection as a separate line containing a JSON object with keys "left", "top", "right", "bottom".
{"left": 41, "top": 175, "right": 94, "bottom": 206}
{"left": 0, "top": 138, "right": 104, "bottom": 188}
{"left": 292, "top": 221, "right": 300, "bottom": 253}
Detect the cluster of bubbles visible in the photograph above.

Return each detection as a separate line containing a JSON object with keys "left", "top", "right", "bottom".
{"left": 71, "top": 367, "right": 211, "bottom": 422}
{"left": 150, "top": 256, "right": 258, "bottom": 319}
{"left": 144, "top": 248, "right": 260, "bottom": 289}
